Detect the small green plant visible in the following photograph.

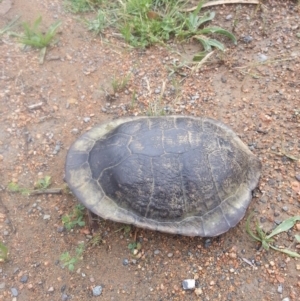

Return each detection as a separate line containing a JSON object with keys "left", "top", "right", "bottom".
{"left": 60, "top": 242, "right": 85, "bottom": 271}
{"left": 111, "top": 74, "right": 130, "bottom": 93}
{"left": 0, "top": 242, "right": 8, "bottom": 262}
{"left": 128, "top": 241, "right": 142, "bottom": 254}
{"left": 17, "top": 16, "right": 61, "bottom": 64}
{"left": 89, "top": 233, "right": 103, "bottom": 247}
{"left": 19, "top": 16, "right": 61, "bottom": 48}
{"left": 7, "top": 182, "right": 30, "bottom": 196}
{"left": 115, "top": 224, "right": 132, "bottom": 235}
{"left": 62, "top": 204, "right": 86, "bottom": 230}
{"left": 65, "top": 0, "right": 102, "bottom": 13}
{"left": 87, "top": 9, "right": 108, "bottom": 34}
{"left": 35, "top": 176, "right": 52, "bottom": 190}
{"left": 246, "top": 214, "right": 300, "bottom": 258}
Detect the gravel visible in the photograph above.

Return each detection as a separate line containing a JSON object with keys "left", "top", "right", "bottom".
{"left": 92, "top": 285, "right": 103, "bottom": 296}
{"left": 11, "top": 287, "right": 18, "bottom": 297}
{"left": 182, "top": 279, "right": 195, "bottom": 290}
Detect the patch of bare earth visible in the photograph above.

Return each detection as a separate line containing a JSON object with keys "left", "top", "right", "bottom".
{"left": 0, "top": 0, "right": 299, "bottom": 300}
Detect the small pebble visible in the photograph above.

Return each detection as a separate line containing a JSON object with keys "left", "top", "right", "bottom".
{"left": 282, "top": 206, "right": 288, "bottom": 212}
{"left": 278, "top": 284, "right": 283, "bottom": 294}
{"left": 154, "top": 249, "right": 160, "bottom": 255}
{"left": 48, "top": 286, "right": 54, "bottom": 292}
{"left": 62, "top": 293, "right": 70, "bottom": 301}
{"left": 71, "top": 128, "right": 79, "bottom": 134}
{"left": 11, "top": 287, "right": 18, "bottom": 297}
{"left": 258, "top": 53, "right": 268, "bottom": 62}
{"left": 43, "top": 214, "right": 51, "bottom": 220}
{"left": 122, "top": 259, "right": 129, "bottom": 266}
{"left": 296, "top": 174, "right": 300, "bottom": 182}
{"left": 282, "top": 298, "right": 290, "bottom": 301}
{"left": 20, "top": 275, "right": 29, "bottom": 283}
{"left": 53, "top": 142, "right": 61, "bottom": 155}
{"left": 0, "top": 282, "right": 5, "bottom": 289}
{"left": 204, "top": 239, "right": 211, "bottom": 248}
{"left": 92, "top": 285, "right": 103, "bottom": 296}
{"left": 182, "top": 279, "right": 195, "bottom": 290}
{"left": 167, "top": 252, "right": 173, "bottom": 258}
{"left": 83, "top": 117, "right": 91, "bottom": 123}
{"left": 243, "top": 35, "right": 253, "bottom": 43}
{"left": 3, "top": 230, "right": 9, "bottom": 236}
{"left": 57, "top": 226, "right": 65, "bottom": 233}
{"left": 225, "top": 14, "right": 232, "bottom": 20}
{"left": 154, "top": 88, "right": 161, "bottom": 94}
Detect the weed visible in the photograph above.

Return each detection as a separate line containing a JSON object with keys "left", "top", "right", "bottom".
{"left": 87, "top": 9, "right": 108, "bottom": 34}
{"left": 62, "top": 204, "right": 86, "bottom": 230}
{"left": 111, "top": 74, "right": 130, "bottom": 93}
{"left": 89, "top": 233, "right": 102, "bottom": 247}
{"left": 19, "top": 16, "right": 61, "bottom": 49}
{"left": 16, "top": 16, "right": 61, "bottom": 64}
{"left": 60, "top": 242, "right": 85, "bottom": 271}
{"left": 119, "top": 0, "right": 236, "bottom": 57}
{"left": 246, "top": 213, "right": 300, "bottom": 258}
{"left": 0, "top": 242, "right": 8, "bottom": 262}
{"left": 7, "top": 182, "right": 30, "bottom": 196}
{"left": 35, "top": 176, "right": 51, "bottom": 190}
{"left": 115, "top": 224, "right": 132, "bottom": 235}
{"left": 128, "top": 241, "right": 142, "bottom": 253}
{"left": 66, "top": 0, "right": 236, "bottom": 61}
{"left": 65, "top": 0, "right": 102, "bottom": 13}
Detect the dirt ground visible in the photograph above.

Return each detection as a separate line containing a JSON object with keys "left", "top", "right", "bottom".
{"left": 0, "top": 0, "right": 300, "bottom": 300}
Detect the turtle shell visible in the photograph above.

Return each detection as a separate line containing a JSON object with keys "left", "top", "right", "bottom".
{"left": 65, "top": 116, "right": 261, "bottom": 237}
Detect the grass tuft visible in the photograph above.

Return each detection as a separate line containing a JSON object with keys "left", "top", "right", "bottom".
{"left": 246, "top": 213, "right": 300, "bottom": 258}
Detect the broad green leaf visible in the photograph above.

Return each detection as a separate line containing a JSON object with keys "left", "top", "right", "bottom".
{"left": 270, "top": 246, "right": 300, "bottom": 258}
{"left": 192, "top": 51, "right": 207, "bottom": 61}
{"left": 195, "top": 36, "right": 211, "bottom": 52}
{"left": 195, "top": 11, "right": 215, "bottom": 28}
{"left": 266, "top": 216, "right": 300, "bottom": 239}
{"left": 262, "top": 240, "right": 269, "bottom": 250}
{"left": 205, "top": 38, "right": 225, "bottom": 51}
{"left": 246, "top": 213, "right": 261, "bottom": 242}
{"left": 192, "top": 0, "right": 205, "bottom": 16}
{"left": 295, "top": 234, "right": 300, "bottom": 242}
{"left": 199, "top": 26, "right": 237, "bottom": 44}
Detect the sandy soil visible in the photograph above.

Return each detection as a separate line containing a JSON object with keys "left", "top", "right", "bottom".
{"left": 0, "top": 0, "right": 299, "bottom": 300}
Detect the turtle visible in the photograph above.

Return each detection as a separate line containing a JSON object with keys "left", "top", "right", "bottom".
{"left": 65, "top": 116, "right": 261, "bottom": 237}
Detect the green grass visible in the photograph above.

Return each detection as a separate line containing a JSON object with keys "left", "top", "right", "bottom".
{"left": 111, "top": 74, "right": 130, "bottom": 93}
{"left": 0, "top": 242, "right": 8, "bottom": 262}
{"left": 7, "top": 175, "right": 52, "bottom": 196}
{"left": 62, "top": 204, "right": 86, "bottom": 230}
{"left": 14, "top": 16, "right": 61, "bottom": 64}
{"left": 66, "top": 0, "right": 236, "bottom": 61}
{"left": 246, "top": 213, "right": 300, "bottom": 258}
{"left": 19, "top": 16, "right": 61, "bottom": 48}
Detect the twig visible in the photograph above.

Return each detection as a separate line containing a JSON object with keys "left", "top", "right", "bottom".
{"left": 27, "top": 102, "right": 43, "bottom": 110}
{"left": 271, "top": 151, "right": 299, "bottom": 162}
{"left": 192, "top": 51, "right": 215, "bottom": 73}
{"left": 181, "top": 0, "right": 259, "bottom": 12}
{"left": 29, "top": 188, "right": 63, "bottom": 196}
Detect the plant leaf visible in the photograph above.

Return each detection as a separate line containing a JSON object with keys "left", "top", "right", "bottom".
{"left": 195, "top": 11, "right": 215, "bottom": 28}
{"left": 270, "top": 245, "right": 300, "bottom": 258}
{"left": 295, "top": 234, "right": 300, "bottom": 242}
{"left": 246, "top": 213, "right": 262, "bottom": 242}
{"left": 266, "top": 216, "right": 300, "bottom": 239}
{"left": 199, "top": 26, "right": 237, "bottom": 44}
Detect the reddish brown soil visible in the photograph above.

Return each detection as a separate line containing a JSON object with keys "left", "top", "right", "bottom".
{"left": 0, "top": 0, "right": 299, "bottom": 300}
